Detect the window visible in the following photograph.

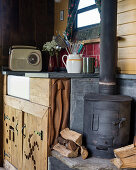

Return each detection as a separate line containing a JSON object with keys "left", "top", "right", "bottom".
{"left": 77, "top": 0, "right": 100, "bottom": 29}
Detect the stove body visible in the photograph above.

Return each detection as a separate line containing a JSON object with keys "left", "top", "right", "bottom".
{"left": 84, "top": 94, "right": 132, "bottom": 158}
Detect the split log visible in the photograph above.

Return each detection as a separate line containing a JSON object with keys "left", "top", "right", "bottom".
{"left": 80, "top": 146, "right": 88, "bottom": 160}
{"left": 53, "top": 143, "right": 79, "bottom": 158}
{"left": 57, "top": 136, "right": 78, "bottom": 151}
{"left": 57, "top": 136, "right": 67, "bottom": 145}
{"left": 112, "top": 144, "right": 136, "bottom": 169}
{"left": 120, "top": 154, "right": 136, "bottom": 168}
{"left": 111, "top": 158, "right": 123, "bottom": 169}
{"left": 66, "top": 141, "right": 77, "bottom": 151}
{"left": 60, "top": 128, "right": 82, "bottom": 146}
{"left": 114, "top": 144, "right": 136, "bottom": 158}
{"left": 112, "top": 155, "right": 136, "bottom": 169}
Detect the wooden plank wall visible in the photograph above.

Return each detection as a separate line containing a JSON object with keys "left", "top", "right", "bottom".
{"left": 0, "top": 0, "right": 54, "bottom": 66}
{"left": 54, "top": 0, "right": 69, "bottom": 36}
{"left": 117, "top": 0, "right": 136, "bottom": 74}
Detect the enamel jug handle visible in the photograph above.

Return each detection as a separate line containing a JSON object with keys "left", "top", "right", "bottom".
{"left": 62, "top": 55, "right": 67, "bottom": 68}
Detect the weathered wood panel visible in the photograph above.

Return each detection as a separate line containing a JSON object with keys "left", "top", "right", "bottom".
{"left": 30, "top": 78, "right": 51, "bottom": 107}
{"left": 118, "top": 35, "right": 136, "bottom": 48}
{"left": 117, "top": 59, "right": 136, "bottom": 74}
{"left": 9, "top": 106, "right": 23, "bottom": 170}
{"left": 4, "top": 95, "right": 48, "bottom": 118}
{"left": 3, "top": 75, "right": 7, "bottom": 95}
{"left": 3, "top": 105, "right": 23, "bottom": 169}
{"left": 118, "top": 47, "right": 136, "bottom": 59}
{"left": 117, "top": 0, "right": 136, "bottom": 74}
{"left": 117, "top": 10, "right": 136, "bottom": 25}
{"left": 3, "top": 105, "right": 11, "bottom": 164}
{"left": 23, "top": 110, "right": 48, "bottom": 170}
{"left": 118, "top": 0, "right": 136, "bottom": 14}
{"left": 117, "top": 22, "right": 136, "bottom": 36}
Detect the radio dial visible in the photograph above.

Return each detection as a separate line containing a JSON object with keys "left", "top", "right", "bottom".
{"left": 27, "top": 53, "right": 40, "bottom": 65}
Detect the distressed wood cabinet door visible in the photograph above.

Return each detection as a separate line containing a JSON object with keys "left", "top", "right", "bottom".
{"left": 3, "top": 104, "right": 23, "bottom": 170}
{"left": 22, "top": 110, "right": 48, "bottom": 170}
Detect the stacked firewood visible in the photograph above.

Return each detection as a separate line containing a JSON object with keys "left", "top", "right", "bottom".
{"left": 53, "top": 128, "right": 88, "bottom": 160}
{"left": 111, "top": 144, "right": 136, "bottom": 169}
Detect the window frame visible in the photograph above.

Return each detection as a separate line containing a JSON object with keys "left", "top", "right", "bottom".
{"left": 73, "top": 2, "right": 100, "bottom": 40}
{"left": 75, "top": 3, "right": 100, "bottom": 30}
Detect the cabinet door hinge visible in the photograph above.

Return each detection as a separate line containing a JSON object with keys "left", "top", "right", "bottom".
{"left": 4, "top": 150, "right": 10, "bottom": 158}
{"left": 4, "top": 113, "right": 10, "bottom": 121}
{"left": 15, "top": 121, "right": 18, "bottom": 136}
{"left": 22, "top": 124, "right": 26, "bottom": 138}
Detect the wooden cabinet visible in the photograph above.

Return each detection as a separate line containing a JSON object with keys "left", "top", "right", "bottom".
{"left": 3, "top": 75, "right": 70, "bottom": 170}
{"left": 3, "top": 97, "right": 48, "bottom": 170}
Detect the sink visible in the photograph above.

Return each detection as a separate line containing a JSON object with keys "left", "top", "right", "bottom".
{"left": 7, "top": 75, "right": 30, "bottom": 100}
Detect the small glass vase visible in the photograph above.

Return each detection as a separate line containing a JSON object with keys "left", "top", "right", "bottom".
{"left": 48, "top": 55, "right": 55, "bottom": 72}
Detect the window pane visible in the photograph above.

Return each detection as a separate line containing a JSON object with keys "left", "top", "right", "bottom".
{"left": 78, "top": 0, "right": 95, "bottom": 9}
{"left": 77, "top": 8, "right": 100, "bottom": 28}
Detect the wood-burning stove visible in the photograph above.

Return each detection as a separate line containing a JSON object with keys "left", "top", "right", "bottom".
{"left": 83, "top": 0, "right": 132, "bottom": 158}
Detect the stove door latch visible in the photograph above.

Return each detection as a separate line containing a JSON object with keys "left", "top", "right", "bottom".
{"left": 112, "top": 118, "right": 126, "bottom": 128}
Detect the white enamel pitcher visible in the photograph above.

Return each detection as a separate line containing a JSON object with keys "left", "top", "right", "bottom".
{"left": 62, "top": 54, "right": 83, "bottom": 73}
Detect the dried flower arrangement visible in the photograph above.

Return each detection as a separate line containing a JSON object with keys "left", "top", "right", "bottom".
{"left": 42, "top": 40, "right": 61, "bottom": 56}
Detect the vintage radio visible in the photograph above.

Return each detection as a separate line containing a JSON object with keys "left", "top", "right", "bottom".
{"left": 9, "top": 45, "right": 42, "bottom": 71}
